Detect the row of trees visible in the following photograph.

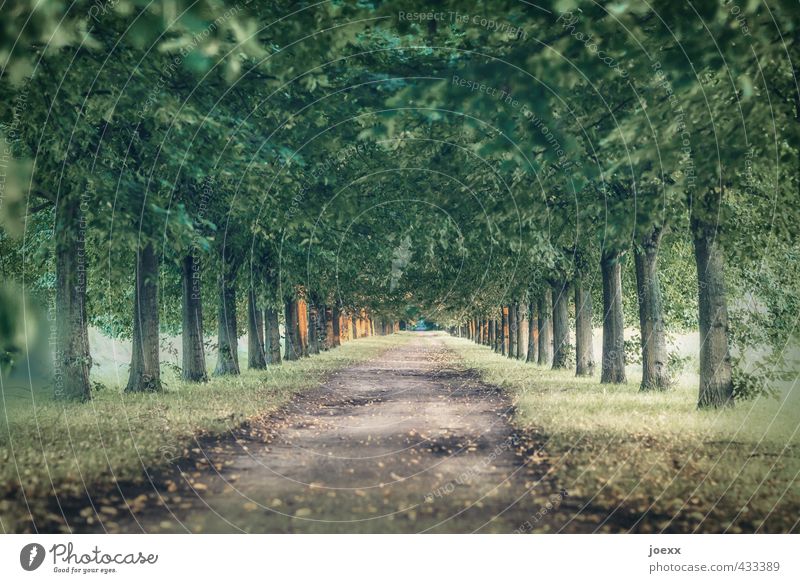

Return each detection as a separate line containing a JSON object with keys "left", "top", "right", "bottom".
{"left": 455, "top": 258, "right": 671, "bottom": 392}
{"left": 396, "top": 0, "right": 799, "bottom": 409}
{"left": 1, "top": 0, "right": 798, "bottom": 411}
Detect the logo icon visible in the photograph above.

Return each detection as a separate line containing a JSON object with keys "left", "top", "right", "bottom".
{"left": 20, "top": 543, "right": 46, "bottom": 571}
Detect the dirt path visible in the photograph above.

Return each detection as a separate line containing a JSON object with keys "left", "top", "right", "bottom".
{"left": 71, "top": 333, "right": 597, "bottom": 533}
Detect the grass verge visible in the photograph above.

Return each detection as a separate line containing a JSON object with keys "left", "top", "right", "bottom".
{"left": 0, "top": 333, "right": 412, "bottom": 533}
{"left": 445, "top": 336, "right": 800, "bottom": 533}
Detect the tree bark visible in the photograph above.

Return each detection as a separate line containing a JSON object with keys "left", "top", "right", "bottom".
{"left": 500, "top": 306, "right": 509, "bottom": 356}
{"left": 499, "top": 310, "right": 506, "bottom": 355}
{"left": 515, "top": 303, "right": 524, "bottom": 359}
{"left": 526, "top": 302, "right": 538, "bottom": 363}
{"left": 181, "top": 253, "right": 207, "bottom": 382}
{"left": 297, "top": 300, "right": 309, "bottom": 357}
{"left": 692, "top": 214, "right": 733, "bottom": 408}
{"left": 126, "top": 243, "right": 162, "bottom": 392}
{"left": 54, "top": 195, "right": 92, "bottom": 400}
{"left": 574, "top": 276, "right": 595, "bottom": 377}
{"left": 332, "top": 305, "right": 341, "bottom": 346}
{"left": 324, "top": 306, "right": 335, "bottom": 348}
{"left": 538, "top": 289, "right": 553, "bottom": 366}
{"left": 317, "top": 304, "right": 328, "bottom": 350}
{"left": 601, "top": 252, "right": 626, "bottom": 384}
{"left": 508, "top": 304, "right": 518, "bottom": 359}
{"left": 265, "top": 307, "right": 281, "bottom": 365}
{"left": 308, "top": 303, "right": 320, "bottom": 355}
{"left": 634, "top": 227, "right": 669, "bottom": 390}
{"left": 247, "top": 287, "right": 266, "bottom": 369}
{"left": 214, "top": 259, "right": 240, "bottom": 375}
{"left": 552, "top": 282, "right": 570, "bottom": 369}
{"left": 284, "top": 299, "right": 301, "bottom": 361}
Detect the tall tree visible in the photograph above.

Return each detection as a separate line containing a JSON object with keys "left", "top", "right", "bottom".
{"left": 574, "top": 274, "right": 594, "bottom": 377}
{"left": 537, "top": 289, "right": 553, "bottom": 366}
{"left": 181, "top": 253, "right": 207, "bottom": 382}
{"left": 634, "top": 226, "right": 669, "bottom": 390}
{"left": 126, "top": 243, "right": 162, "bottom": 393}
{"left": 551, "top": 282, "right": 571, "bottom": 369}
{"left": 600, "top": 251, "right": 626, "bottom": 384}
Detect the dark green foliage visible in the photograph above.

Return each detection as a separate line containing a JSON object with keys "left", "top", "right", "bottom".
{"left": 0, "top": 0, "right": 796, "bottom": 406}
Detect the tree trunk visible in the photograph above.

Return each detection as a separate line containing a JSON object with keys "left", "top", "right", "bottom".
{"left": 247, "top": 287, "right": 266, "bottom": 369}
{"left": 284, "top": 299, "right": 301, "bottom": 361}
{"left": 526, "top": 302, "right": 538, "bottom": 363}
{"left": 515, "top": 303, "right": 524, "bottom": 359}
{"left": 265, "top": 307, "right": 281, "bottom": 365}
{"left": 351, "top": 315, "right": 358, "bottom": 339}
{"left": 499, "top": 306, "right": 507, "bottom": 356}
{"left": 126, "top": 243, "right": 162, "bottom": 392}
{"left": 508, "top": 304, "right": 518, "bottom": 359}
{"left": 574, "top": 276, "right": 595, "bottom": 377}
{"left": 538, "top": 289, "right": 553, "bottom": 366}
{"left": 325, "top": 306, "right": 335, "bottom": 347}
{"left": 693, "top": 215, "right": 733, "bottom": 408}
{"left": 332, "top": 305, "right": 341, "bottom": 346}
{"left": 181, "top": 253, "right": 207, "bottom": 382}
{"left": 214, "top": 260, "right": 240, "bottom": 375}
{"left": 323, "top": 306, "right": 334, "bottom": 346}
{"left": 634, "top": 227, "right": 669, "bottom": 390}
{"left": 54, "top": 196, "right": 92, "bottom": 400}
{"left": 601, "top": 252, "right": 626, "bottom": 384}
{"left": 317, "top": 304, "right": 328, "bottom": 350}
{"left": 308, "top": 304, "right": 320, "bottom": 355}
{"left": 552, "top": 282, "right": 570, "bottom": 369}
{"left": 297, "top": 300, "right": 309, "bottom": 357}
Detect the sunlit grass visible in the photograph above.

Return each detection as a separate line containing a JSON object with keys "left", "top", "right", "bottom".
{"left": 446, "top": 336, "right": 800, "bottom": 533}
{"left": 0, "top": 334, "right": 412, "bottom": 532}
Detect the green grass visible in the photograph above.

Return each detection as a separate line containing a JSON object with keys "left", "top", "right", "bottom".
{"left": 445, "top": 336, "right": 800, "bottom": 533}
{"left": 0, "top": 333, "right": 412, "bottom": 533}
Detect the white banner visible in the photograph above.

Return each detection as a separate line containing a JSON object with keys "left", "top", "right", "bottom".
{"left": 0, "top": 534, "right": 797, "bottom": 582}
